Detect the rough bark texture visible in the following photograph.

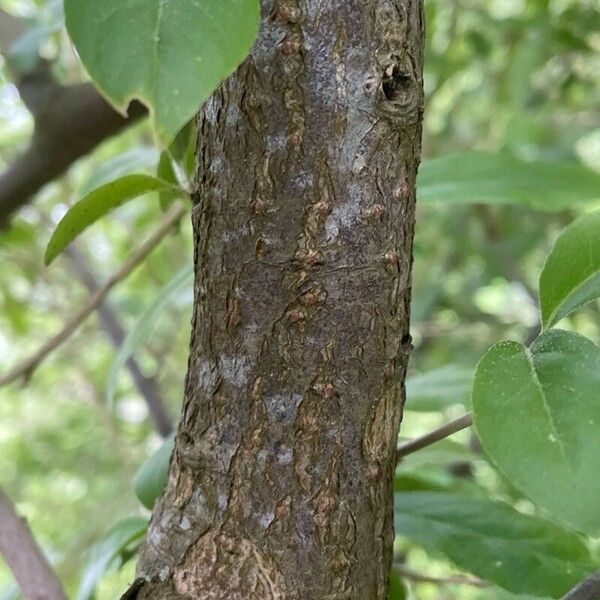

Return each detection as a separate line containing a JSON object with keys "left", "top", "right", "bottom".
{"left": 128, "top": 0, "right": 423, "bottom": 598}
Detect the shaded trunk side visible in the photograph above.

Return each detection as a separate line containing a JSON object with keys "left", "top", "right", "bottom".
{"left": 130, "top": 0, "right": 424, "bottom": 597}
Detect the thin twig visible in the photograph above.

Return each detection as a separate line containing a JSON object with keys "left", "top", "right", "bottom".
{"left": 396, "top": 412, "right": 473, "bottom": 462}
{"left": 0, "top": 486, "right": 68, "bottom": 600}
{"left": 394, "top": 564, "right": 488, "bottom": 588}
{"left": 0, "top": 203, "right": 187, "bottom": 388}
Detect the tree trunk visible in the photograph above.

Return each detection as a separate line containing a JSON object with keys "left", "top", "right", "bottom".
{"left": 127, "top": 0, "right": 423, "bottom": 597}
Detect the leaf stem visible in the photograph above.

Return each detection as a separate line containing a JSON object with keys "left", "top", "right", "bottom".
{"left": 396, "top": 412, "right": 473, "bottom": 462}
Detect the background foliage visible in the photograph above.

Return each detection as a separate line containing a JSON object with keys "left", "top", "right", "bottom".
{"left": 0, "top": 0, "right": 599, "bottom": 598}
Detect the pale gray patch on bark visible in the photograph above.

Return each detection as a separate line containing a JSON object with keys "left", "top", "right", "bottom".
{"left": 125, "top": 0, "right": 424, "bottom": 598}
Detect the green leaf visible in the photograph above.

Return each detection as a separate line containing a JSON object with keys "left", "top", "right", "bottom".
{"left": 157, "top": 152, "right": 177, "bottom": 186}
{"left": 394, "top": 492, "right": 595, "bottom": 598}
{"left": 168, "top": 119, "right": 197, "bottom": 174}
{"left": 133, "top": 434, "right": 175, "bottom": 509}
{"left": 418, "top": 152, "right": 600, "bottom": 211}
{"left": 77, "top": 517, "right": 148, "bottom": 600}
{"left": 45, "top": 174, "right": 187, "bottom": 265}
{"left": 80, "top": 148, "right": 160, "bottom": 195}
{"left": 63, "top": 0, "right": 260, "bottom": 145}
{"left": 405, "top": 365, "right": 473, "bottom": 411}
{"left": 106, "top": 266, "right": 194, "bottom": 407}
{"left": 388, "top": 570, "right": 407, "bottom": 600}
{"left": 539, "top": 210, "right": 600, "bottom": 328}
{"left": 157, "top": 152, "right": 179, "bottom": 211}
{"left": 472, "top": 330, "right": 600, "bottom": 536}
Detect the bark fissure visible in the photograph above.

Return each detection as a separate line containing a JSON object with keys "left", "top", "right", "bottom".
{"left": 129, "top": 0, "right": 423, "bottom": 597}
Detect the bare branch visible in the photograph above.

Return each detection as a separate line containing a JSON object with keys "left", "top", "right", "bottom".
{"left": 0, "top": 63, "right": 147, "bottom": 227}
{"left": 394, "top": 563, "right": 488, "bottom": 588}
{"left": 0, "top": 202, "right": 187, "bottom": 388}
{"left": 0, "top": 485, "right": 68, "bottom": 600}
{"left": 396, "top": 412, "right": 473, "bottom": 462}
{"left": 66, "top": 245, "right": 174, "bottom": 437}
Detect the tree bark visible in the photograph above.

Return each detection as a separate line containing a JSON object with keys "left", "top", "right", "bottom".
{"left": 128, "top": 0, "right": 423, "bottom": 598}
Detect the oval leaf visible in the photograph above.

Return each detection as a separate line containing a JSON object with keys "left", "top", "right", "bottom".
{"left": 395, "top": 492, "right": 595, "bottom": 598}
{"left": 539, "top": 210, "right": 600, "bottom": 328}
{"left": 45, "top": 174, "right": 186, "bottom": 265}
{"left": 133, "top": 434, "right": 175, "bottom": 510}
{"left": 77, "top": 517, "right": 148, "bottom": 600}
{"left": 106, "top": 265, "right": 193, "bottom": 407}
{"left": 418, "top": 152, "right": 600, "bottom": 211}
{"left": 64, "top": 0, "right": 260, "bottom": 145}
{"left": 472, "top": 330, "right": 600, "bottom": 535}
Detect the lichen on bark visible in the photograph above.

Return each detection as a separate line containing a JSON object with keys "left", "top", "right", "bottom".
{"left": 126, "top": 0, "right": 424, "bottom": 598}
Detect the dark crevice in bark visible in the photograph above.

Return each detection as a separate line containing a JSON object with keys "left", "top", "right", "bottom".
{"left": 126, "top": 0, "right": 424, "bottom": 598}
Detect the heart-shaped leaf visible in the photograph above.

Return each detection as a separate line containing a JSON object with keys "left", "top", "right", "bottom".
{"left": 539, "top": 210, "right": 600, "bottom": 328}
{"left": 395, "top": 492, "right": 595, "bottom": 598}
{"left": 472, "top": 329, "right": 600, "bottom": 535}
{"left": 45, "top": 174, "right": 187, "bottom": 265}
{"left": 64, "top": 0, "right": 260, "bottom": 145}
{"left": 418, "top": 152, "right": 600, "bottom": 211}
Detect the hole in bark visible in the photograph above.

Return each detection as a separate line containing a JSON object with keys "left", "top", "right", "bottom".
{"left": 382, "top": 65, "right": 412, "bottom": 101}
{"left": 401, "top": 334, "right": 412, "bottom": 346}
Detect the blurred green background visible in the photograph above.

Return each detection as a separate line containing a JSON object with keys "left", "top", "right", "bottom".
{"left": 0, "top": 0, "right": 598, "bottom": 598}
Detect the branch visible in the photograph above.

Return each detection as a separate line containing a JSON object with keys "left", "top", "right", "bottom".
{"left": 394, "top": 564, "right": 488, "bottom": 588}
{"left": 65, "top": 245, "right": 174, "bottom": 437}
{"left": 0, "top": 202, "right": 187, "bottom": 388}
{"left": 0, "top": 62, "right": 147, "bottom": 227}
{"left": 396, "top": 412, "right": 473, "bottom": 462}
{"left": 0, "top": 485, "right": 68, "bottom": 600}
{"left": 562, "top": 571, "right": 600, "bottom": 600}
